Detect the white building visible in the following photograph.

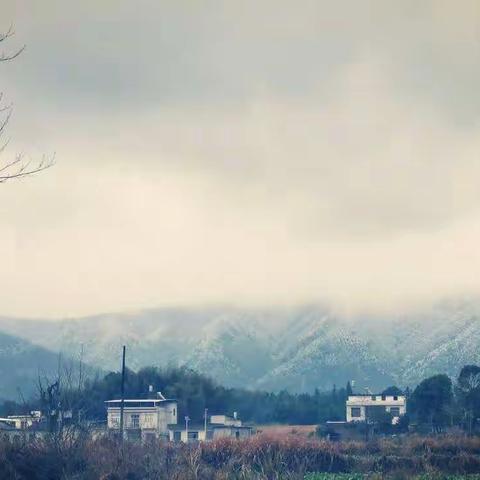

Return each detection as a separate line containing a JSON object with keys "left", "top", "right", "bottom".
{"left": 0, "top": 411, "right": 43, "bottom": 430}
{"left": 168, "top": 413, "right": 253, "bottom": 443}
{"left": 210, "top": 414, "right": 242, "bottom": 427}
{"left": 346, "top": 394, "right": 406, "bottom": 424}
{"left": 105, "top": 393, "right": 177, "bottom": 442}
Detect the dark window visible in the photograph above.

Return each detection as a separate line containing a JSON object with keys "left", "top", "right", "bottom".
{"left": 393, "top": 396, "right": 398, "bottom": 401}
{"left": 371, "top": 396, "right": 376, "bottom": 401}
{"left": 235, "top": 430, "right": 240, "bottom": 439}
{"left": 381, "top": 395, "right": 386, "bottom": 401}
{"left": 131, "top": 414, "right": 140, "bottom": 429}
{"left": 390, "top": 407, "right": 400, "bottom": 417}
{"left": 173, "top": 408, "right": 176, "bottom": 416}
{"left": 351, "top": 407, "right": 361, "bottom": 418}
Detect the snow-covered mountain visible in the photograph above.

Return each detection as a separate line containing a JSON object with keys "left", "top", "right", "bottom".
{"left": 1, "top": 301, "right": 480, "bottom": 399}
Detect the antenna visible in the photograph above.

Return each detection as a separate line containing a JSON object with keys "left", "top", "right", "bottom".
{"left": 119, "top": 345, "right": 126, "bottom": 443}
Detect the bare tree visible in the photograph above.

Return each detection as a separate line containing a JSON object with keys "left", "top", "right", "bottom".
{"left": 0, "top": 25, "right": 54, "bottom": 182}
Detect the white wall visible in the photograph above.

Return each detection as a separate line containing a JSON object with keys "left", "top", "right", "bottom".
{"left": 212, "top": 428, "right": 251, "bottom": 439}
{"left": 210, "top": 415, "right": 242, "bottom": 427}
{"left": 107, "top": 402, "right": 177, "bottom": 434}
{"left": 346, "top": 395, "right": 406, "bottom": 423}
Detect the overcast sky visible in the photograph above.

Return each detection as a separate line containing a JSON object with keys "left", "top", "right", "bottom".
{"left": 1, "top": 1, "right": 479, "bottom": 318}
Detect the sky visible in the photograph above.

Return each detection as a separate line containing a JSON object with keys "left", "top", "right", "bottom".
{"left": 0, "top": 1, "right": 479, "bottom": 318}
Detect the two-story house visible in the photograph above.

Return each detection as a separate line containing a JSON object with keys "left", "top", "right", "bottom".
{"left": 106, "top": 391, "right": 177, "bottom": 441}
{"left": 346, "top": 394, "right": 406, "bottom": 424}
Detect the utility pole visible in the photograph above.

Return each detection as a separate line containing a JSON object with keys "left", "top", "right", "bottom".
{"left": 119, "top": 345, "right": 126, "bottom": 443}
{"left": 185, "top": 416, "right": 190, "bottom": 443}
{"left": 204, "top": 408, "right": 208, "bottom": 438}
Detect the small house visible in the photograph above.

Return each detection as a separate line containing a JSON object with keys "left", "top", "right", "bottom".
{"left": 168, "top": 412, "right": 253, "bottom": 443}
{"left": 346, "top": 394, "right": 406, "bottom": 424}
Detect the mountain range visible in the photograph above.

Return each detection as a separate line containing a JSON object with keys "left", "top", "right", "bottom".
{"left": 1, "top": 300, "right": 480, "bottom": 400}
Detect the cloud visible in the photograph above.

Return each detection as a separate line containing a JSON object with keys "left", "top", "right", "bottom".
{"left": 0, "top": 1, "right": 479, "bottom": 317}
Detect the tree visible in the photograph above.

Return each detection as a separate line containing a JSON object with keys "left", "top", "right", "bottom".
{"left": 382, "top": 386, "right": 403, "bottom": 396}
{"left": 0, "top": 26, "right": 54, "bottom": 182}
{"left": 457, "top": 365, "right": 480, "bottom": 433}
{"left": 346, "top": 381, "right": 353, "bottom": 396}
{"left": 411, "top": 374, "right": 453, "bottom": 432}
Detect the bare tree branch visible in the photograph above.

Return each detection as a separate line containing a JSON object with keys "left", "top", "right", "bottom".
{"left": 0, "top": 153, "right": 55, "bottom": 183}
{"left": 0, "top": 26, "right": 54, "bottom": 182}
{"left": 0, "top": 25, "right": 25, "bottom": 61}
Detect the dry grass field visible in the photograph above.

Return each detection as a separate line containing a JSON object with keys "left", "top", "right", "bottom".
{"left": 255, "top": 424, "right": 318, "bottom": 438}
{"left": 2, "top": 433, "right": 480, "bottom": 479}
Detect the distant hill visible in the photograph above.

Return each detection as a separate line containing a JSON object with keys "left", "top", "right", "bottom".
{"left": 1, "top": 300, "right": 480, "bottom": 397}
{"left": 0, "top": 331, "right": 63, "bottom": 400}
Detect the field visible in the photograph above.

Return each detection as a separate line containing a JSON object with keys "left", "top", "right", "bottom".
{"left": 2, "top": 433, "right": 480, "bottom": 479}
{"left": 256, "top": 425, "right": 317, "bottom": 438}
{"left": 305, "top": 476, "right": 480, "bottom": 480}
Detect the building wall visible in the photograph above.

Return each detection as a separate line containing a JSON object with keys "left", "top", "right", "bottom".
{"left": 212, "top": 427, "right": 252, "bottom": 439}
{"left": 107, "top": 403, "right": 177, "bottom": 434}
{"left": 0, "top": 416, "right": 41, "bottom": 430}
{"left": 168, "top": 429, "right": 207, "bottom": 442}
{"left": 161, "top": 403, "right": 177, "bottom": 429}
{"left": 168, "top": 427, "right": 252, "bottom": 442}
{"left": 346, "top": 395, "right": 406, "bottom": 423}
{"left": 210, "top": 415, "right": 242, "bottom": 427}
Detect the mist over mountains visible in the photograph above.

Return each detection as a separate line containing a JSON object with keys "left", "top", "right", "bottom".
{"left": 1, "top": 300, "right": 479, "bottom": 400}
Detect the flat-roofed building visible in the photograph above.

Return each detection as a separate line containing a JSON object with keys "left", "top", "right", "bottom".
{"left": 346, "top": 394, "right": 406, "bottom": 424}
{"left": 0, "top": 411, "right": 43, "bottom": 430}
{"left": 105, "top": 393, "right": 177, "bottom": 442}
{"left": 168, "top": 413, "right": 253, "bottom": 443}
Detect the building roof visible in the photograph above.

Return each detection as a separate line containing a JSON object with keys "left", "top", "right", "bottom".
{"left": 105, "top": 398, "right": 176, "bottom": 404}
{"left": 209, "top": 424, "right": 253, "bottom": 430}
{"left": 348, "top": 394, "right": 405, "bottom": 397}
{"left": 167, "top": 423, "right": 252, "bottom": 431}
{"left": 168, "top": 423, "right": 205, "bottom": 431}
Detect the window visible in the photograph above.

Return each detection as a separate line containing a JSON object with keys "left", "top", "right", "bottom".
{"left": 173, "top": 408, "right": 176, "bottom": 417}
{"left": 381, "top": 395, "right": 386, "bottom": 401}
{"left": 371, "top": 396, "right": 376, "bottom": 401}
{"left": 130, "top": 414, "right": 140, "bottom": 429}
{"left": 393, "top": 396, "right": 398, "bottom": 401}
{"left": 351, "top": 407, "right": 361, "bottom": 418}
{"left": 390, "top": 407, "right": 400, "bottom": 417}
{"left": 143, "top": 413, "right": 155, "bottom": 428}
{"left": 110, "top": 415, "right": 120, "bottom": 428}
